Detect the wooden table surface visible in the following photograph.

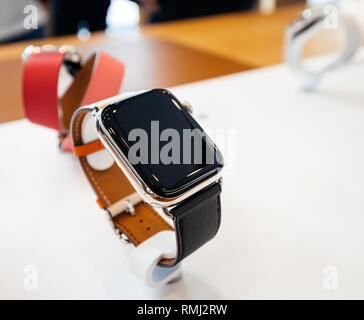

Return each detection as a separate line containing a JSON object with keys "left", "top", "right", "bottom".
{"left": 0, "top": 31, "right": 250, "bottom": 123}
{"left": 0, "top": 3, "right": 353, "bottom": 124}
{"left": 143, "top": 2, "right": 360, "bottom": 66}
{"left": 143, "top": 3, "right": 306, "bottom": 67}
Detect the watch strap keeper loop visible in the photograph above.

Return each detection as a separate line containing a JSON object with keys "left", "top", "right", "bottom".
{"left": 73, "top": 139, "right": 105, "bottom": 157}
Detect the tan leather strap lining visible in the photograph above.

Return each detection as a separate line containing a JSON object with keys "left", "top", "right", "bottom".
{"left": 71, "top": 112, "right": 174, "bottom": 265}
{"left": 60, "top": 54, "right": 97, "bottom": 131}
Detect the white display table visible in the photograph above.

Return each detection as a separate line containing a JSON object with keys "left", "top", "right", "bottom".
{"left": 1, "top": 50, "right": 364, "bottom": 299}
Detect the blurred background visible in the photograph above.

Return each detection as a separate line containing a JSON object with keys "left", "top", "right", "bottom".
{"left": 0, "top": 0, "right": 305, "bottom": 43}
{"left": 0, "top": 0, "right": 363, "bottom": 124}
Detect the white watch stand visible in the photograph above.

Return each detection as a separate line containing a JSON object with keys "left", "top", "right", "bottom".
{"left": 81, "top": 112, "right": 115, "bottom": 170}
{"left": 129, "top": 231, "right": 181, "bottom": 288}
{"left": 285, "top": 11, "right": 361, "bottom": 91}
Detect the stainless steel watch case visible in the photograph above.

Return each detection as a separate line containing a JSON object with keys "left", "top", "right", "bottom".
{"left": 72, "top": 92, "right": 222, "bottom": 214}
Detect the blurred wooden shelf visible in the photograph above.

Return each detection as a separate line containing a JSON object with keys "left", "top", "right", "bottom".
{"left": 142, "top": 3, "right": 307, "bottom": 67}
{"left": 0, "top": 30, "right": 251, "bottom": 124}
{"left": 1, "top": 3, "right": 360, "bottom": 124}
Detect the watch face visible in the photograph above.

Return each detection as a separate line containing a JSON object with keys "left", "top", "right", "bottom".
{"left": 100, "top": 89, "right": 223, "bottom": 198}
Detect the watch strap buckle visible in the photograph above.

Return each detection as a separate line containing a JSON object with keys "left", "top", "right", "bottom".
{"left": 107, "top": 192, "right": 143, "bottom": 218}
{"left": 103, "top": 193, "right": 143, "bottom": 244}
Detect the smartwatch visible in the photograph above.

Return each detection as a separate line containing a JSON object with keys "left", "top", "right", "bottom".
{"left": 284, "top": 6, "right": 361, "bottom": 90}
{"left": 71, "top": 89, "right": 223, "bottom": 267}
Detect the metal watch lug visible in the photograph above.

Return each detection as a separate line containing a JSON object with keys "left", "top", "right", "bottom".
{"left": 60, "top": 45, "right": 82, "bottom": 76}
{"left": 91, "top": 107, "right": 99, "bottom": 117}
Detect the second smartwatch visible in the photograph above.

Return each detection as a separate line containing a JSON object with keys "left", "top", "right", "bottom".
{"left": 284, "top": 5, "right": 361, "bottom": 90}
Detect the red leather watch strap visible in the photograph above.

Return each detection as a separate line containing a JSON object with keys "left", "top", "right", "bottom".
{"left": 22, "top": 50, "right": 125, "bottom": 143}
{"left": 22, "top": 51, "right": 65, "bottom": 131}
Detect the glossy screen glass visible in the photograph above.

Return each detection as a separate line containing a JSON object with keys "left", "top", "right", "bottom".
{"left": 101, "top": 89, "right": 223, "bottom": 198}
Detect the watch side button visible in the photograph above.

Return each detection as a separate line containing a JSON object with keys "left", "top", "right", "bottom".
{"left": 182, "top": 100, "right": 193, "bottom": 114}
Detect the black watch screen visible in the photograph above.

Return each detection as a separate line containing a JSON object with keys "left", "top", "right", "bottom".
{"left": 101, "top": 89, "right": 223, "bottom": 198}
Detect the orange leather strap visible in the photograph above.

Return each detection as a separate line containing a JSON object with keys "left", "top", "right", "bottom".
{"left": 71, "top": 111, "right": 174, "bottom": 266}
{"left": 73, "top": 140, "right": 105, "bottom": 157}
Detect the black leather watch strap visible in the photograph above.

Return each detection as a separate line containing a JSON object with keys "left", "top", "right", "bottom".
{"left": 166, "top": 182, "right": 222, "bottom": 267}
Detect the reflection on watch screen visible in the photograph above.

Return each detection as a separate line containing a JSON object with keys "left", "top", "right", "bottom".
{"left": 101, "top": 89, "right": 223, "bottom": 198}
